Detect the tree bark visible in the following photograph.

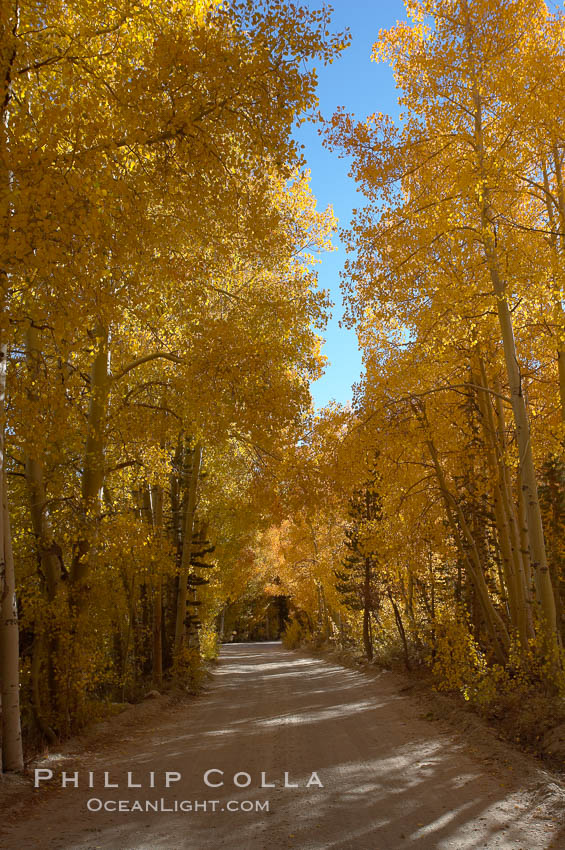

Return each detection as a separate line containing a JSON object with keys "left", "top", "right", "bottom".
{"left": 174, "top": 442, "right": 202, "bottom": 653}
{"left": 25, "top": 324, "right": 61, "bottom": 599}
{"left": 0, "top": 340, "right": 23, "bottom": 771}
{"left": 473, "top": 359, "right": 533, "bottom": 644}
{"left": 362, "top": 557, "right": 373, "bottom": 661}
{"left": 387, "top": 589, "right": 410, "bottom": 671}
{"left": 71, "top": 326, "right": 110, "bottom": 586}
{"left": 150, "top": 485, "right": 163, "bottom": 688}
{"left": 0, "top": 0, "right": 23, "bottom": 774}
{"left": 419, "top": 408, "right": 509, "bottom": 663}
{"left": 468, "top": 59, "right": 557, "bottom": 642}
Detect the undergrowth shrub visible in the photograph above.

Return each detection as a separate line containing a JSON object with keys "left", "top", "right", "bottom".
{"left": 172, "top": 646, "right": 206, "bottom": 693}
{"left": 282, "top": 617, "right": 309, "bottom": 649}
{"left": 430, "top": 606, "right": 565, "bottom": 750}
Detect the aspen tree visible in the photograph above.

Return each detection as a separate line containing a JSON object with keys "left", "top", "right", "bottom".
{"left": 0, "top": 2, "right": 23, "bottom": 771}
{"left": 0, "top": 0, "right": 344, "bottom": 750}
{"left": 325, "top": 0, "right": 561, "bottom": 646}
{"left": 0, "top": 336, "right": 23, "bottom": 772}
{"left": 150, "top": 485, "right": 164, "bottom": 689}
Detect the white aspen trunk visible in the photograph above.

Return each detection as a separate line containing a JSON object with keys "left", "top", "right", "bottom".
{"left": 475, "top": 360, "right": 534, "bottom": 644}
{"left": 174, "top": 442, "right": 202, "bottom": 653}
{"left": 0, "top": 8, "right": 23, "bottom": 771}
{"left": 488, "top": 274, "right": 557, "bottom": 634}
{"left": 470, "top": 86, "right": 557, "bottom": 639}
{"left": 491, "top": 381, "right": 535, "bottom": 643}
{"left": 551, "top": 146, "right": 565, "bottom": 420}
{"left": 541, "top": 154, "right": 565, "bottom": 424}
{"left": 420, "top": 415, "right": 510, "bottom": 663}
{"left": 0, "top": 341, "right": 23, "bottom": 772}
{"left": 473, "top": 365, "right": 519, "bottom": 627}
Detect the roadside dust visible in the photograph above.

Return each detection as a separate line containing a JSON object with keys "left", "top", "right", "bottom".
{"left": 1, "top": 643, "right": 564, "bottom": 849}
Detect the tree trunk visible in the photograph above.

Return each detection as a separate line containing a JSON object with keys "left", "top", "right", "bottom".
{"left": 71, "top": 326, "right": 110, "bottom": 587}
{"left": 0, "top": 340, "right": 23, "bottom": 770}
{"left": 492, "top": 378, "right": 535, "bottom": 642}
{"left": 188, "top": 519, "right": 209, "bottom": 652}
{"left": 387, "top": 588, "right": 410, "bottom": 671}
{"left": 470, "top": 76, "right": 557, "bottom": 642}
{"left": 0, "top": 3, "right": 23, "bottom": 773}
{"left": 150, "top": 485, "right": 163, "bottom": 688}
{"left": 473, "top": 358, "right": 533, "bottom": 644}
{"left": 419, "top": 410, "right": 509, "bottom": 664}
{"left": 541, "top": 153, "right": 565, "bottom": 424}
{"left": 549, "top": 147, "right": 565, "bottom": 422}
{"left": 31, "top": 632, "right": 57, "bottom": 744}
{"left": 363, "top": 557, "right": 373, "bottom": 661}
{"left": 25, "top": 323, "right": 61, "bottom": 600}
{"left": 174, "top": 442, "right": 202, "bottom": 653}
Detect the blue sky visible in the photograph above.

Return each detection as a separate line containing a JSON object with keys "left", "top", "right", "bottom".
{"left": 296, "top": 0, "right": 407, "bottom": 409}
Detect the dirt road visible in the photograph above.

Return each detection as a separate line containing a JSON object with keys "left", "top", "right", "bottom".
{"left": 2, "top": 642, "right": 564, "bottom": 849}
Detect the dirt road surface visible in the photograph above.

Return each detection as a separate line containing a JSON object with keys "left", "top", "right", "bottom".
{"left": 2, "top": 642, "right": 564, "bottom": 849}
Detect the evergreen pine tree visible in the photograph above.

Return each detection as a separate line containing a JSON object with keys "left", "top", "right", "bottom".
{"left": 335, "top": 458, "right": 382, "bottom": 660}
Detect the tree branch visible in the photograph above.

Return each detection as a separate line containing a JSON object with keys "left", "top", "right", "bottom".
{"left": 114, "top": 352, "right": 185, "bottom": 380}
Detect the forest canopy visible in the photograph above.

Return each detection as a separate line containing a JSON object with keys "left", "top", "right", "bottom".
{"left": 1, "top": 0, "right": 565, "bottom": 773}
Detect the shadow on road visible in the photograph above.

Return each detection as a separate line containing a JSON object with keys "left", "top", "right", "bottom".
{"left": 2, "top": 642, "right": 563, "bottom": 849}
